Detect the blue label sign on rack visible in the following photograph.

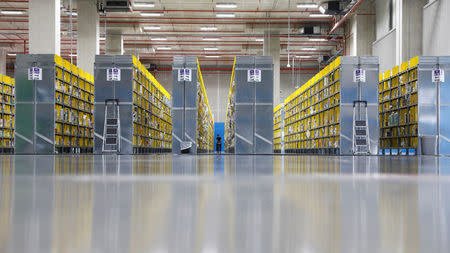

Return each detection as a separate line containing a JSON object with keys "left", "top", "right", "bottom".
{"left": 107, "top": 68, "right": 121, "bottom": 81}
{"left": 353, "top": 69, "right": 366, "bottom": 82}
{"left": 178, "top": 68, "right": 192, "bottom": 82}
{"left": 432, "top": 69, "right": 445, "bottom": 83}
{"left": 28, "top": 67, "right": 42, "bottom": 80}
{"left": 247, "top": 69, "right": 262, "bottom": 82}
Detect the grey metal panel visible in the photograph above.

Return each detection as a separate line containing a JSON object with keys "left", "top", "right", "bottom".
{"left": 114, "top": 55, "right": 133, "bottom": 103}
{"left": 438, "top": 56, "right": 450, "bottom": 155}
{"left": 171, "top": 56, "right": 198, "bottom": 154}
{"left": 94, "top": 55, "right": 114, "bottom": 102}
{"left": 35, "top": 54, "right": 55, "bottom": 103}
{"left": 15, "top": 54, "right": 35, "bottom": 102}
{"left": 119, "top": 104, "right": 133, "bottom": 154}
{"left": 340, "top": 104, "right": 354, "bottom": 155}
{"left": 339, "top": 56, "right": 379, "bottom": 155}
{"left": 94, "top": 103, "right": 105, "bottom": 154}
{"left": 35, "top": 103, "right": 54, "bottom": 154}
{"left": 255, "top": 104, "right": 273, "bottom": 154}
{"left": 235, "top": 56, "right": 254, "bottom": 103}
{"left": 417, "top": 56, "right": 438, "bottom": 137}
{"left": 15, "top": 104, "right": 34, "bottom": 154}
{"left": 235, "top": 104, "right": 254, "bottom": 154}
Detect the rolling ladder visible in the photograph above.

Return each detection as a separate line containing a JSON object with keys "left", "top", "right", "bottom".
{"left": 352, "top": 100, "right": 370, "bottom": 155}
{"left": 102, "top": 99, "right": 121, "bottom": 153}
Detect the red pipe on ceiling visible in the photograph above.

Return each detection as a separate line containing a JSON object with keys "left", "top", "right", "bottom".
{"left": 329, "top": 0, "right": 363, "bottom": 34}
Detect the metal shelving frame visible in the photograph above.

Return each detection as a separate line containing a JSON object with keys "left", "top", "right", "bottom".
{"left": 283, "top": 56, "right": 379, "bottom": 155}
{"left": 224, "top": 56, "right": 274, "bottom": 154}
{"left": 171, "top": 56, "right": 214, "bottom": 154}
{"left": 379, "top": 56, "right": 450, "bottom": 155}
{"left": 0, "top": 75, "right": 15, "bottom": 153}
{"left": 15, "top": 54, "right": 94, "bottom": 154}
{"left": 94, "top": 55, "right": 172, "bottom": 154}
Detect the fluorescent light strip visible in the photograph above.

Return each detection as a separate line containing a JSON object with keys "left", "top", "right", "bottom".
{"left": 296, "top": 55, "right": 312, "bottom": 58}
{"left": 202, "top": 37, "right": 221, "bottom": 41}
{"left": 205, "top": 55, "right": 220, "bottom": 58}
{"left": 151, "top": 38, "right": 167, "bottom": 41}
{"left": 7, "top": 53, "right": 16, "bottom": 56}
{"left": 255, "top": 38, "right": 264, "bottom": 42}
{"left": 201, "top": 27, "right": 218, "bottom": 31}
{"left": 140, "top": 12, "right": 163, "bottom": 17}
{"left": 142, "top": 26, "right": 161, "bottom": 30}
{"left": 156, "top": 47, "right": 171, "bottom": 50}
{"left": 297, "top": 3, "right": 318, "bottom": 8}
{"left": 301, "top": 47, "right": 317, "bottom": 51}
{"left": 133, "top": 2, "right": 155, "bottom": 8}
{"left": 216, "top": 13, "right": 235, "bottom": 18}
{"left": 99, "top": 37, "right": 106, "bottom": 41}
{"left": 69, "top": 54, "right": 77, "bottom": 57}
{"left": 1, "top": 10, "right": 25, "bottom": 15}
{"left": 216, "top": 3, "right": 237, "bottom": 8}
{"left": 204, "top": 47, "right": 219, "bottom": 51}
{"left": 309, "top": 13, "right": 332, "bottom": 17}
{"left": 308, "top": 38, "right": 327, "bottom": 42}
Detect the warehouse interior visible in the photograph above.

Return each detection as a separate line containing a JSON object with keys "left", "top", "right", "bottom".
{"left": 1, "top": 0, "right": 450, "bottom": 252}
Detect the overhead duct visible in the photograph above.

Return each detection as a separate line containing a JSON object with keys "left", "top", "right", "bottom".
{"left": 99, "top": 0, "right": 133, "bottom": 13}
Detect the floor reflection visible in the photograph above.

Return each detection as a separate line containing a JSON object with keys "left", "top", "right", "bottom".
{"left": 1, "top": 155, "right": 450, "bottom": 252}
{"left": 1, "top": 155, "right": 450, "bottom": 176}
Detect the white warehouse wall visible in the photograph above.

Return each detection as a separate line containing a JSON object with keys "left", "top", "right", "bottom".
{"left": 422, "top": 0, "right": 450, "bottom": 55}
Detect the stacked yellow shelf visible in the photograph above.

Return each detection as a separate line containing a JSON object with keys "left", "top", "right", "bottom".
{"left": 0, "top": 75, "right": 15, "bottom": 153}
{"left": 283, "top": 57, "right": 341, "bottom": 154}
{"left": 224, "top": 58, "right": 236, "bottom": 152}
{"left": 197, "top": 59, "right": 214, "bottom": 153}
{"left": 378, "top": 57, "right": 419, "bottom": 155}
{"left": 273, "top": 104, "right": 282, "bottom": 152}
{"left": 131, "top": 55, "right": 172, "bottom": 152}
{"left": 54, "top": 55, "right": 94, "bottom": 153}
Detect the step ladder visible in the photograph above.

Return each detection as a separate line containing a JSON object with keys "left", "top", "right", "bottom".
{"left": 352, "top": 100, "right": 370, "bottom": 155}
{"left": 102, "top": 99, "right": 121, "bottom": 153}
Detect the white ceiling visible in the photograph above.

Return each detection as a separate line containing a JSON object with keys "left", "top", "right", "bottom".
{"left": 0, "top": 0, "right": 348, "bottom": 69}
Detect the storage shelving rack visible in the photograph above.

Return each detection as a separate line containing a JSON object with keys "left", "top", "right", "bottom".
{"left": 94, "top": 55, "right": 172, "bottom": 154}
{"left": 196, "top": 62, "right": 215, "bottom": 152}
{"left": 378, "top": 56, "right": 450, "bottom": 155}
{"left": 15, "top": 54, "right": 94, "bottom": 154}
{"left": 172, "top": 56, "right": 214, "bottom": 154}
{"left": 224, "top": 56, "right": 273, "bottom": 154}
{"left": 0, "top": 75, "right": 15, "bottom": 153}
{"left": 283, "top": 56, "right": 379, "bottom": 155}
{"left": 273, "top": 103, "right": 284, "bottom": 153}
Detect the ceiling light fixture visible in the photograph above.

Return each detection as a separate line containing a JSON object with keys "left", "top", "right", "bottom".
{"left": 133, "top": 2, "right": 155, "bottom": 8}
{"left": 301, "top": 47, "right": 317, "bottom": 51}
{"left": 1, "top": 10, "right": 25, "bottom": 15}
{"left": 204, "top": 47, "right": 219, "bottom": 51}
{"left": 309, "top": 13, "right": 332, "bottom": 18}
{"left": 201, "top": 26, "right": 218, "bottom": 31}
{"left": 205, "top": 55, "right": 220, "bottom": 58}
{"left": 7, "top": 53, "right": 16, "bottom": 56}
{"left": 142, "top": 26, "right": 161, "bottom": 30}
{"left": 308, "top": 38, "right": 327, "bottom": 42}
{"left": 69, "top": 54, "right": 77, "bottom": 57}
{"left": 151, "top": 37, "right": 168, "bottom": 41}
{"left": 255, "top": 38, "right": 264, "bottom": 42}
{"left": 140, "top": 12, "right": 163, "bottom": 17}
{"left": 99, "top": 37, "right": 106, "bottom": 41}
{"left": 202, "top": 37, "right": 221, "bottom": 41}
{"left": 216, "top": 3, "right": 237, "bottom": 8}
{"left": 69, "top": 12, "right": 77, "bottom": 16}
{"left": 156, "top": 47, "right": 172, "bottom": 50}
{"left": 296, "top": 55, "right": 312, "bottom": 58}
{"left": 297, "top": 3, "right": 318, "bottom": 8}
{"left": 216, "top": 13, "right": 235, "bottom": 18}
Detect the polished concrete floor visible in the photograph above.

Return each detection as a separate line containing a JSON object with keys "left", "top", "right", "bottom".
{"left": 1, "top": 154, "right": 450, "bottom": 253}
